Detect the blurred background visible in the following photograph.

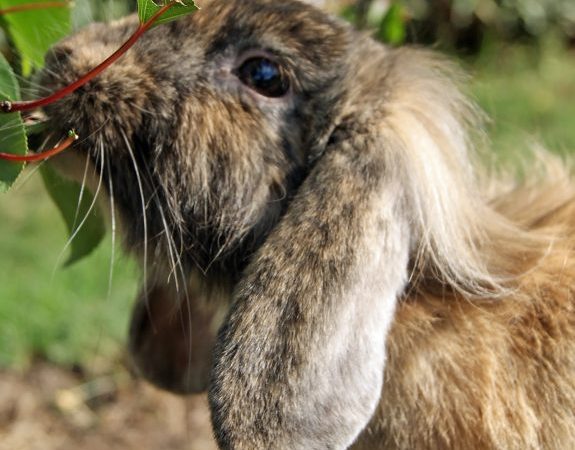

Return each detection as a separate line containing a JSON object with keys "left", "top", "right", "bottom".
{"left": 0, "top": 0, "right": 574, "bottom": 449}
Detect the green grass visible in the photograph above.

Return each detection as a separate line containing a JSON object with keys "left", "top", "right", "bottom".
{"left": 0, "top": 174, "right": 139, "bottom": 370}
{"left": 470, "top": 38, "right": 575, "bottom": 162}
{"left": 1, "top": 39, "right": 575, "bottom": 371}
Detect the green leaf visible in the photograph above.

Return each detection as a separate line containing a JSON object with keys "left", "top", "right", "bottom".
{"left": 24, "top": 119, "right": 48, "bottom": 137}
{"left": 0, "top": 0, "right": 72, "bottom": 75}
{"left": 137, "top": 0, "right": 198, "bottom": 27}
{"left": 0, "top": 52, "right": 27, "bottom": 193}
{"left": 40, "top": 165, "right": 106, "bottom": 266}
{"left": 378, "top": 4, "right": 406, "bottom": 46}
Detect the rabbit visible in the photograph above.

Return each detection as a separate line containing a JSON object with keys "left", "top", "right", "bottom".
{"left": 39, "top": 0, "right": 575, "bottom": 448}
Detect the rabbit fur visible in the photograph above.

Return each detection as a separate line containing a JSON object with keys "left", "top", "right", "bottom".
{"left": 40, "top": 0, "right": 575, "bottom": 448}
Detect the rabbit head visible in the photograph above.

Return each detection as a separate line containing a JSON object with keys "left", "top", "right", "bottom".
{"left": 41, "top": 0, "right": 351, "bottom": 275}
{"left": 41, "top": 0, "right": 507, "bottom": 448}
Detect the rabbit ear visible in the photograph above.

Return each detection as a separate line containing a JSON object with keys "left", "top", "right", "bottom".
{"left": 208, "top": 111, "right": 412, "bottom": 448}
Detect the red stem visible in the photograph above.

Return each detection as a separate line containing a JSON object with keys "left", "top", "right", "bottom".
{"left": 1, "top": 1, "right": 177, "bottom": 113}
{"left": 0, "top": 1, "right": 70, "bottom": 16}
{"left": 0, "top": 132, "right": 78, "bottom": 162}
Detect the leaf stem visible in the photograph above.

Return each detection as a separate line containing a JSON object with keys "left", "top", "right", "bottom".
{"left": 0, "top": 1, "right": 70, "bottom": 16}
{"left": 1, "top": 1, "right": 177, "bottom": 113}
{"left": 0, "top": 131, "right": 78, "bottom": 162}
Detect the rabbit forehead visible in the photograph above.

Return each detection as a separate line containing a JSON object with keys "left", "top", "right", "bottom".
{"left": 195, "top": 0, "right": 350, "bottom": 70}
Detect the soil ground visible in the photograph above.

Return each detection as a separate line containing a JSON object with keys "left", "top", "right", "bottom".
{"left": 0, "top": 362, "right": 217, "bottom": 450}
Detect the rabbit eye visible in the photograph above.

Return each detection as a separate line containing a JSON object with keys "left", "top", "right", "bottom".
{"left": 235, "top": 57, "right": 290, "bottom": 98}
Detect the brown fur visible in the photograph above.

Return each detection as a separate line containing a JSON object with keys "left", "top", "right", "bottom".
{"left": 361, "top": 203, "right": 575, "bottom": 449}
{"left": 40, "top": 0, "right": 575, "bottom": 448}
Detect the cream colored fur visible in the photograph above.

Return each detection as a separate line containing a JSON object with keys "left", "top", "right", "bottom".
{"left": 350, "top": 47, "right": 575, "bottom": 450}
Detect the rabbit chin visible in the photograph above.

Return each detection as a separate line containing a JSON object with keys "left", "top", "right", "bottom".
{"left": 128, "top": 271, "right": 233, "bottom": 394}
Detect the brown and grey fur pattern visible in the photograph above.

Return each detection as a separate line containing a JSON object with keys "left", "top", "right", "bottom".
{"left": 40, "top": 0, "right": 575, "bottom": 448}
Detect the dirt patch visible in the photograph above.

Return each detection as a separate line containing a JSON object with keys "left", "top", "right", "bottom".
{"left": 0, "top": 362, "right": 217, "bottom": 450}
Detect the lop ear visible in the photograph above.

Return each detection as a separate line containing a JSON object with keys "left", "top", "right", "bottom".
{"left": 208, "top": 113, "right": 411, "bottom": 449}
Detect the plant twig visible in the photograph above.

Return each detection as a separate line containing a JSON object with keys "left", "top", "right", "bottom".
{"left": 0, "top": 1, "right": 176, "bottom": 113}
{"left": 0, "top": 131, "right": 78, "bottom": 162}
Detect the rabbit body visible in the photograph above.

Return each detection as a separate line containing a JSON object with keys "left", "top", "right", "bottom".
{"left": 41, "top": 0, "right": 575, "bottom": 448}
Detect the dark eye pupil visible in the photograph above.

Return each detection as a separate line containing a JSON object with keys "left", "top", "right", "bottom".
{"left": 236, "top": 57, "right": 290, "bottom": 98}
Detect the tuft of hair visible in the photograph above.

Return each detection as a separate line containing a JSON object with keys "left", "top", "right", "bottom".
{"left": 378, "top": 47, "right": 572, "bottom": 298}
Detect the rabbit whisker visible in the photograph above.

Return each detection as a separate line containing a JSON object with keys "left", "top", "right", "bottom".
{"left": 105, "top": 150, "right": 117, "bottom": 300}
{"left": 137, "top": 146, "right": 187, "bottom": 291}
{"left": 155, "top": 196, "right": 183, "bottom": 290}
{"left": 121, "top": 128, "right": 150, "bottom": 299}
{"left": 69, "top": 146, "right": 93, "bottom": 229}
{"left": 54, "top": 143, "right": 104, "bottom": 270}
